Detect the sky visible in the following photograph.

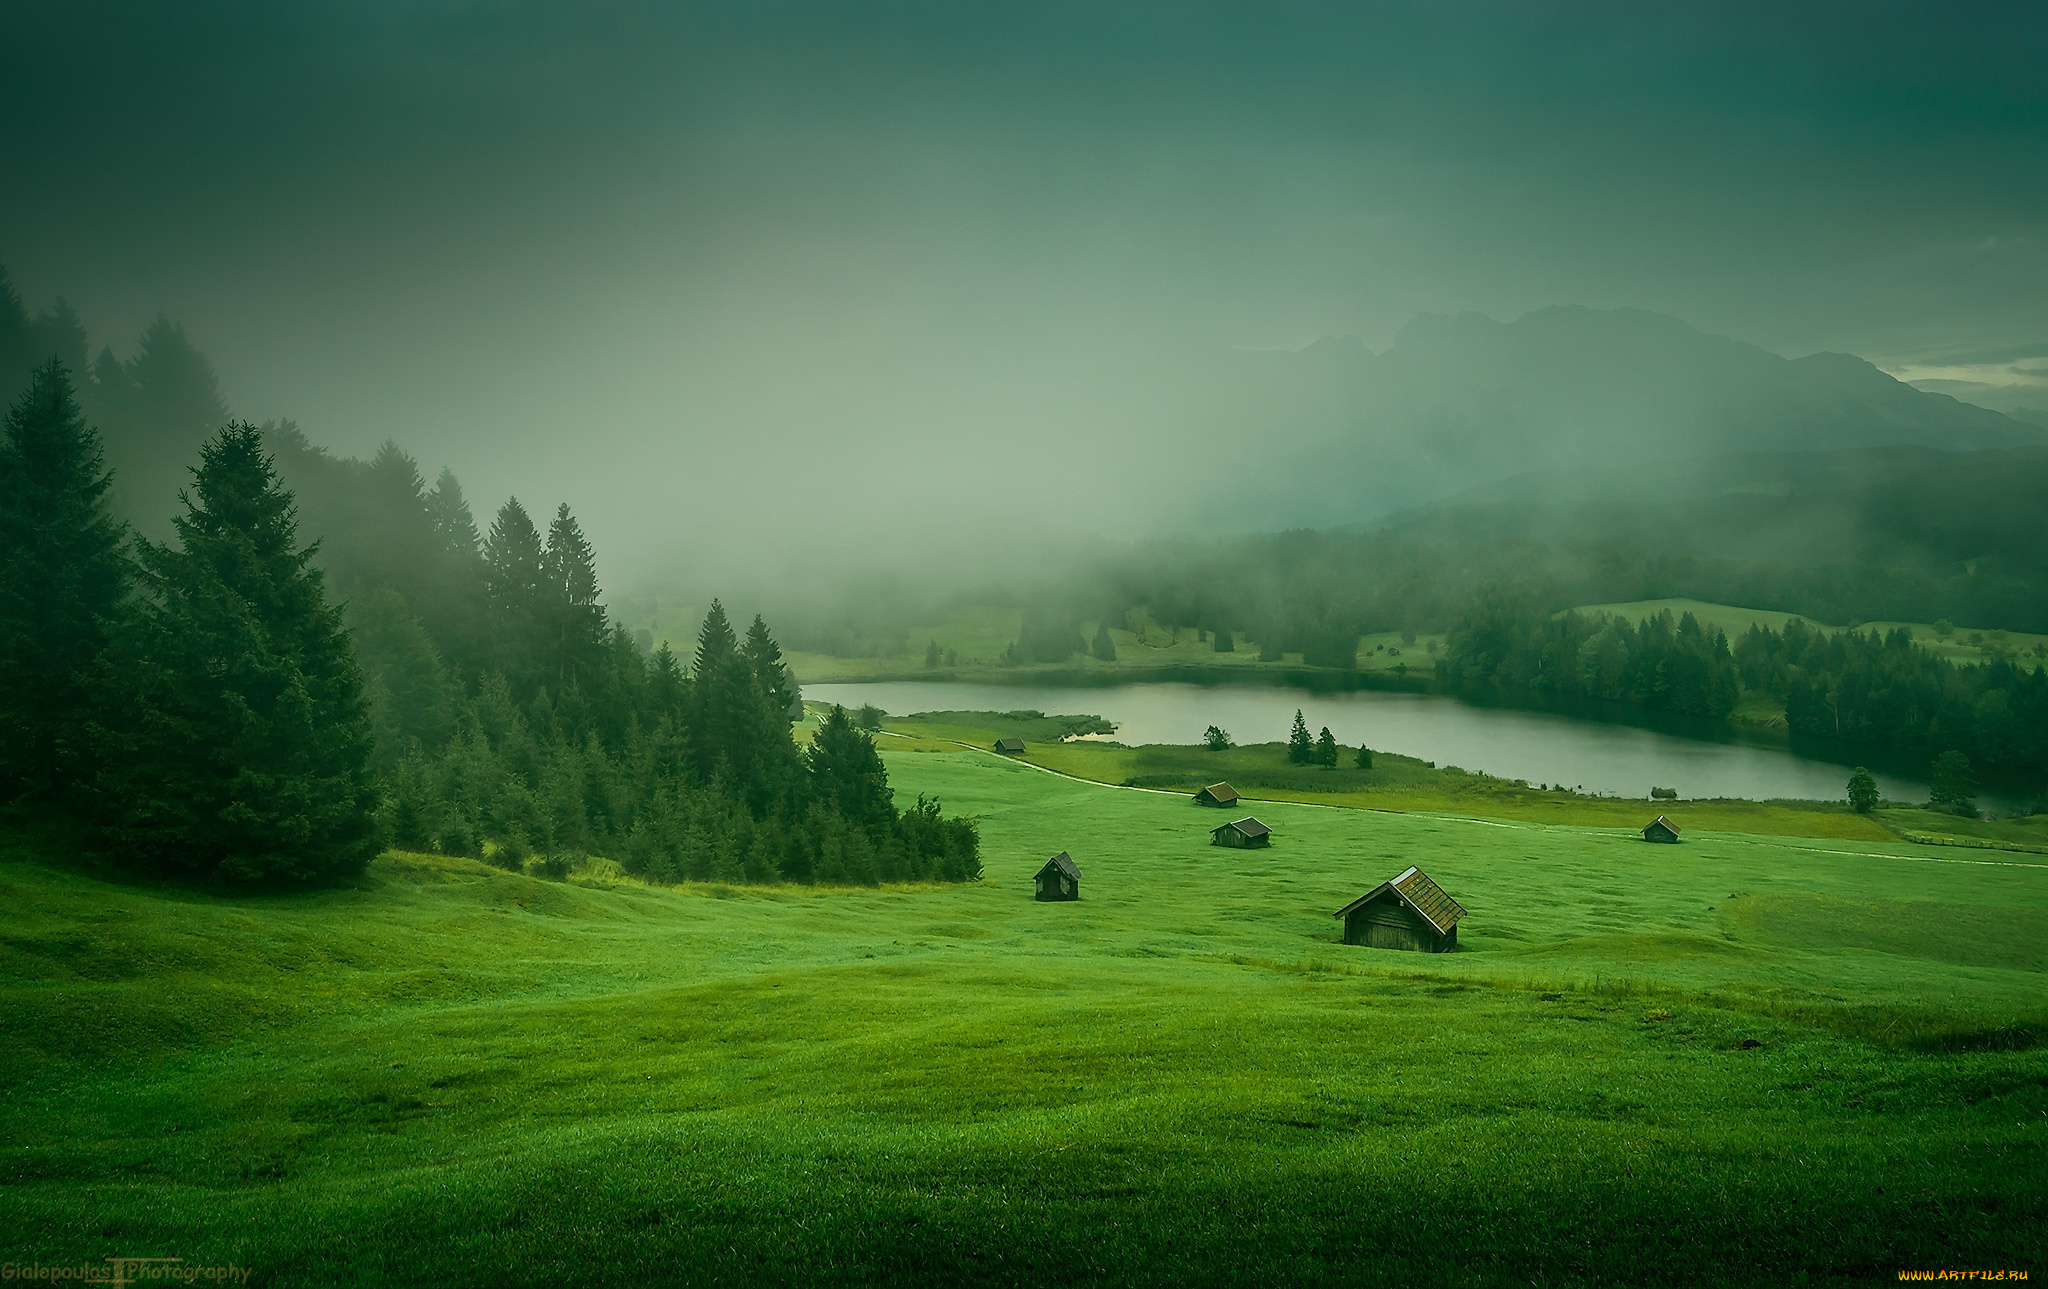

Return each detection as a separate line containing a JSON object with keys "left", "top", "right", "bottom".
{"left": 3, "top": 0, "right": 2045, "bottom": 586}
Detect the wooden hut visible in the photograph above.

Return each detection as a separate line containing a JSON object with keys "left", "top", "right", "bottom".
{"left": 1034, "top": 851, "right": 1080, "bottom": 901}
{"left": 1334, "top": 866, "right": 1465, "bottom": 952}
{"left": 1641, "top": 815, "right": 1681, "bottom": 844}
{"left": 994, "top": 737, "right": 1026, "bottom": 755}
{"left": 1210, "top": 817, "right": 1271, "bottom": 848}
{"left": 1192, "top": 782, "right": 1240, "bottom": 808}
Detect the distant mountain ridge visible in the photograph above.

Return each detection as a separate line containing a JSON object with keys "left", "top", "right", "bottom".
{"left": 1174, "top": 305, "right": 2045, "bottom": 531}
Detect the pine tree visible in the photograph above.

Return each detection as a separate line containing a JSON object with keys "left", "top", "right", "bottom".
{"left": 688, "top": 601, "right": 757, "bottom": 782}
{"left": 542, "top": 504, "right": 605, "bottom": 691}
{"left": 1287, "top": 709, "right": 1313, "bottom": 764}
{"left": 483, "top": 498, "right": 548, "bottom": 689}
{"left": 1316, "top": 726, "right": 1338, "bottom": 767}
{"left": 0, "top": 360, "right": 133, "bottom": 803}
{"left": 1091, "top": 622, "right": 1117, "bottom": 661}
{"left": 115, "top": 424, "right": 379, "bottom": 882}
{"left": 1354, "top": 744, "right": 1374, "bottom": 770}
{"left": 925, "top": 639, "right": 941, "bottom": 669}
{"left": 742, "top": 614, "right": 800, "bottom": 723}
{"left": 808, "top": 705, "right": 896, "bottom": 841}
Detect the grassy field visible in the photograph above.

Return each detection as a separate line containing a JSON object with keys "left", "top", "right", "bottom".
{"left": 881, "top": 710, "right": 1908, "bottom": 843}
{"left": 3, "top": 744, "right": 2045, "bottom": 1285}
{"left": 1578, "top": 598, "right": 2048, "bottom": 671}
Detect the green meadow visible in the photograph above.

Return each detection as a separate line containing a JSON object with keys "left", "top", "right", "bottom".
{"left": 4, "top": 745, "right": 2045, "bottom": 1285}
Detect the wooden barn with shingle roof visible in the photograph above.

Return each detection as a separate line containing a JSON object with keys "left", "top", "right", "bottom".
{"left": 1641, "top": 815, "right": 1681, "bottom": 844}
{"left": 1210, "top": 817, "right": 1271, "bottom": 848}
{"left": 1035, "top": 852, "right": 1080, "bottom": 901}
{"left": 1192, "top": 782, "right": 1240, "bottom": 807}
{"left": 1334, "top": 866, "right": 1465, "bottom": 953}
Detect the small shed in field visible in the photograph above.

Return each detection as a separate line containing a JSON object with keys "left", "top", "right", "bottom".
{"left": 1641, "top": 815, "right": 1681, "bottom": 844}
{"left": 1035, "top": 851, "right": 1080, "bottom": 901}
{"left": 1210, "top": 816, "right": 1271, "bottom": 848}
{"left": 1334, "top": 866, "right": 1465, "bottom": 952}
{"left": 1193, "top": 782, "right": 1240, "bottom": 808}
{"left": 994, "top": 737, "right": 1026, "bottom": 755}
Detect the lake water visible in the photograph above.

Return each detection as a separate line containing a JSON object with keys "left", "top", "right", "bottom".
{"left": 803, "top": 680, "right": 2007, "bottom": 810}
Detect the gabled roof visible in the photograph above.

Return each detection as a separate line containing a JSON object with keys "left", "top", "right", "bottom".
{"left": 1333, "top": 865, "right": 1467, "bottom": 935}
{"left": 1036, "top": 851, "right": 1080, "bottom": 882}
{"left": 1196, "top": 782, "right": 1240, "bottom": 803}
{"left": 994, "top": 737, "right": 1026, "bottom": 753}
{"left": 1644, "top": 815, "right": 1680, "bottom": 836}
{"left": 1212, "top": 816, "right": 1270, "bottom": 839}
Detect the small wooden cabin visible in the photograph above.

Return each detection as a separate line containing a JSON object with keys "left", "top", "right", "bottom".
{"left": 1192, "top": 782, "right": 1240, "bottom": 808}
{"left": 1035, "top": 851, "right": 1080, "bottom": 901}
{"left": 1210, "top": 817, "right": 1271, "bottom": 848}
{"left": 994, "top": 737, "right": 1026, "bottom": 755}
{"left": 1334, "top": 866, "right": 1465, "bottom": 952}
{"left": 1641, "top": 815, "right": 1681, "bottom": 844}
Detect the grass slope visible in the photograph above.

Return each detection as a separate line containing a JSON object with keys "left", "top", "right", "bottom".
{"left": 2, "top": 750, "right": 2045, "bottom": 1285}
{"left": 901, "top": 715, "right": 1900, "bottom": 844}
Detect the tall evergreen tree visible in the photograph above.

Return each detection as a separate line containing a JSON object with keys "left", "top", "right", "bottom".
{"left": 483, "top": 498, "right": 549, "bottom": 689}
{"left": 112, "top": 424, "right": 379, "bottom": 882}
{"left": 542, "top": 504, "right": 605, "bottom": 691}
{"left": 0, "top": 360, "right": 133, "bottom": 803}
{"left": 808, "top": 705, "right": 896, "bottom": 840}
{"left": 742, "top": 614, "right": 800, "bottom": 723}
{"left": 688, "top": 600, "right": 756, "bottom": 782}
{"left": 422, "top": 468, "right": 490, "bottom": 676}
{"left": 1287, "top": 709, "right": 1313, "bottom": 764}
{"left": 1315, "top": 726, "right": 1339, "bottom": 767}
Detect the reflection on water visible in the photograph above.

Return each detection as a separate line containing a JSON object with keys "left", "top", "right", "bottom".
{"left": 804, "top": 680, "right": 1997, "bottom": 809}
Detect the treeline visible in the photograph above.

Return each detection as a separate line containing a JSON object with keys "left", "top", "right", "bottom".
{"left": 1443, "top": 597, "right": 1741, "bottom": 719}
{"left": 1442, "top": 597, "right": 2048, "bottom": 774}
{"left": 0, "top": 359, "right": 979, "bottom": 885}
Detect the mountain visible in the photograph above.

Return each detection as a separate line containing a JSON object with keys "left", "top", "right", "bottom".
{"left": 1172, "top": 306, "right": 2046, "bottom": 531}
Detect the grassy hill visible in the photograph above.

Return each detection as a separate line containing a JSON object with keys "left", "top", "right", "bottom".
{"left": 3, "top": 746, "right": 2044, "bottom": 1284}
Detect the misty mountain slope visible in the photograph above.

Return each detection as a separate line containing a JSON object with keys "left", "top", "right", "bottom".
{"left": 1371, "top": 444, "right": 2048, "bottom": 629}
{"left": 1186, "top": 306, "right": 2044, "bottom": 531}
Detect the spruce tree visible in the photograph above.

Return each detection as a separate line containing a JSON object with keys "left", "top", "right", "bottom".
{"left": 541, "top": 504, "right": 605, "bottom": 691}
{"left": 688, "top": 601, "right": 756, "bottom": 782}
{"left": 1091, "top": 622, "right": 1117, "bottom": 661}
{"left": 1316, "top": 726, "right": 1338, "bottom": 767}
{"left": 116, "top": 424, "right": 379, "bottom": 882}
{"left": 1287, "top": 709, "right": 1313, "bottom": 764}
{"left": 808, "top": 705, "right": 896, "bottom": 841}
{"left": 742, "top": 614, "right": 800, "bottom": 723}
{"left": 483, "top": 498, "right": 548, "bottom": 689}
{"left": 0, "top": 360, "right": 133, "bottom": 804}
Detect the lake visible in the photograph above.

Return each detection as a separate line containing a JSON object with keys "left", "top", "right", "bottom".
{"left": 803, "top": 680, "right": 2014, "bottom": 810}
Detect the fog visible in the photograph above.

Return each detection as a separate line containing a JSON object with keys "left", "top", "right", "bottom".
{"left": 3, "top": 0, "right": 2045, "bottom": 593}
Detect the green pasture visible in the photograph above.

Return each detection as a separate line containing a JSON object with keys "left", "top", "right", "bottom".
{"left": 2, "top": 747, "right": 2044, "bottom": 1284}
{"left": 896, "top": 716, "right": 1902, "bottom": 844}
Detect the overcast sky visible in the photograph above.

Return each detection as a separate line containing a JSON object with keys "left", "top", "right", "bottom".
{"left": 3, "top": 0, "right": 2044, "bottom": 584}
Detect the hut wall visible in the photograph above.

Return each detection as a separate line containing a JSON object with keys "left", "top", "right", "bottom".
{"left": 1343, "top": 902, "right": 1452, "bottom": 952}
